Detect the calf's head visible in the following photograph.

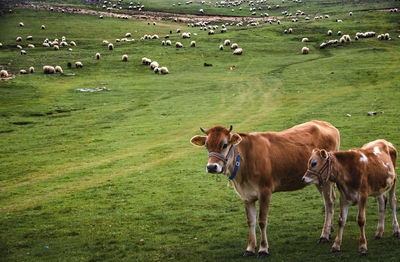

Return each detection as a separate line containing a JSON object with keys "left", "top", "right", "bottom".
{"left": 190, "top": 125, "right": 242, "bottom": 174}
{"left": 302, "top": 148, "right": 331, "bottom": 185}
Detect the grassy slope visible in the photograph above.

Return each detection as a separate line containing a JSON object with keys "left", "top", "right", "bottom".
{"left": 1, "top": 3, "right": 400, "bottom": 262}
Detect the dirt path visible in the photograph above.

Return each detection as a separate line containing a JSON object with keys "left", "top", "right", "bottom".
{"left": 10, "top": 3, "right": 271, "bottom": 23}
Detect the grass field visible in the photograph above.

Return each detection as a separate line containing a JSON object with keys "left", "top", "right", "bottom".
{"left": 1, "top": 0, "right": 400, "bottom": 261}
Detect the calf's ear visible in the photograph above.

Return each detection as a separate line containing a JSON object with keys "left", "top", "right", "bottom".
{"left": 229, "top": 133, "right": 242, "bottom": 145}
{"left": 190, "top": 136, "right": 206, "bottom": 147}
{"left": 320, "top": 149, "right": 328, "bottom": 159}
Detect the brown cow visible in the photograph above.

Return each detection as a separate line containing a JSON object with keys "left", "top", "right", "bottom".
{"left": 302, "top": 139, "right": 399, "bottom": 254}
{"left": 190, "top": 120, "right": 340, "bottom": 257}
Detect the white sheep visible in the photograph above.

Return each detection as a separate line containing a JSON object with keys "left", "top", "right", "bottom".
{"left": 233, "top": 48, "right": 243, "bottom": 55}
{"left": 19, "top": 22, "right": 24, "bottom": 27}
{"left": 328, "top": 30, "right": 332, "bottom": 36}
{"left": 224, "top": 39, "right": 231, "bottom": 46}
{"left": 54, "top": 45, "right": 59, "bottom": 50}
{"left": 116, "top": 39, "right": 121, "bottom": 42}
{"left": 142, "top": 57, "right": 151, "bottom": 65}
{"left": 75, "top": 62, "right": 83, "bottom": 68}
{"left": 21, "top": 50, "right": 26, "bottom": 55}
{"left": 43, "top": 66, "right": 55, "bottom": 74}
{"left": 126, "top": 32, "right": 132, "bottom": 37}
{"left": 55, "top": 66, "right": 63, "bottom": 73}
{"left": 17, "top": 45, "right": 22, "bottom": 49}
{"left": 161, "top": 40, "right": 165, "bottom": 46}
{"left": 349, "top": 11, "right": 353, "bottom": 16}
{"left": 29, "top": 66, "right": 34, "bottom": 73}
{"left": 122, "top": 54, "right": 128, "bottom": 61}
{"left": 42, "top": 42, "right": 50, "bottom": 47}
{"left": 60, "top": 41, "right": 68, "bottom": 47}
{"left": 190, "top": 41, "right": 196, "bottom": 47}
{"left": 160, "top": 67, "right": 169, "bottom": 74}
{"left": 301, "top": 46, "right": 309, "bottom": 54}
{"left": 103, "top": 40, "right": 109, "bottom": 44}
{"left": 26, "top": 36, "right": 33, "bottom": 40}
{"left": 108, "top": 43, "right": 114, "bottom": 50}
{"left": 337, "top": 31, "right": 342, "bottom": 36}
{"left": 16, "top": 36, "right": 22, "bottom": 42}
{"left": 0, "top": 43, "right": 2, "bottom": 48}
{"left": 152, "top": 35, "right": 159, "bottom": 39}
{"left": 176, "top": 28, "right": 181, "bottom": 33}
{"left": 208, "top": 30, "right": 215, "bottom": 35}
{"left": 301, "top": 38, "right": 309, "bottom": 42}
{"left": 288, "top": 28, "right": 293, "bottom": 33}
{"left": 150, "top": 61, "right": 159, "bottom": 70}
{"left": 231, "top": 43, "right": 238, "bottom": 49}
{"left": 175, "top": 42, "right": 183, "bottom": 48}
{"left": 95, "top": 53, "right": 100, "bottom": 59}
{"left": 70, "top": 41, "right": 76, "bottom": 46}
{"left": 27, "top": 44, "right": 35, "bottom": 48}
{"left": 182, "top": 33, "right": 191, "bottom": 39}
{"left": 0, "top": 70, "right": 8, "bottom": 78}
{"left": 20, "top": 69, "right": 27, "bottom": 74}
{"left": 219, "top": 44, "right": 223, "bottom": 50}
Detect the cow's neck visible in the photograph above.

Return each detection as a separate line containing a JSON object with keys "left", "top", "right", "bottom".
{"left": 329, "top": 153, "right": 355, "bottom": 202}
{"left": 224, "top": 144, "right": 240, "bottom": 178}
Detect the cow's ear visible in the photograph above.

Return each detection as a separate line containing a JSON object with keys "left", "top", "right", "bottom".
{"left": 229, "top": 133, "right": 242, "bottom": 145}
{"left": 320, "top": 149, "right": 328, "bottom": 159}
{"left": 190, "top": 136, "right": 206, "bottom": 147}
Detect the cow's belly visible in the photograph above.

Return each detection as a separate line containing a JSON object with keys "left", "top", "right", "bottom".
{"left": 233, "top": 182, "right": 259, "bottom": 201}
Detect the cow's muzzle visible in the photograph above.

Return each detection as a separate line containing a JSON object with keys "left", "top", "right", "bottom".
{"left": 206, "top": 163, "right": 222, "bottom": 173}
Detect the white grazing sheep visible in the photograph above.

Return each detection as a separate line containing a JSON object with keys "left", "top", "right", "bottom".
{"left": 150, "top": 61, "right": 159, "bottom": 69}
{"left": 27, "top": 44, "right": 35, "bottom": 48}
{"left": 142, "top": 57, "right": 151, "bottom": 65}
{"left": 328, "top": 30, "right": 332, "bottom": 36}
{"left": 219, "top": 44, "right": 223, "bottom": 50}
{"left": 160, "top": 67, "right": 168, "bottom": 74}
{"left": 152, "top": 35, "right": 159, "bottom": 39}
{"left": 16, "top": 36, "right": 22, "bottom": 42}
{"left": 26, "top": 36, "right": 33, "bottom": 40}
{"left": 103, "top": 40, "right": 109, "bottom": 44}
{"left": 55, "top": 66, "right": 63, "bottom": 73}
{"left": 41, "top": 24, "right": 46, "bottom": 29}
{"left": 95, "top": 53, "right": 100, "bottom": 59}
{"left": 175, "top": 42, "right": 183, "bottom": 48}
{"left": 288, "top": 28, "right": 293, "bottom": 33}
{"left": 43, "top": 66, "right": 55, "bottom": 74}
{"left": 19, "top": 22, "right": 24, "bottom": 27}
{"left": 0, "top": 43, "right": 2, "bottom": 48}
{"left": 20, "top": 69, "right": 27, "bottom": 74}
{"left": 116, "top": 39, "right": 121, "bottom": 42}
{"left": 182, "top": 33, "right": 191, "bottom": 39}
{"left": 354, "top": 36, "right": 359, "bottom": 40}
{"left": 320, "top": 42, "right": 327, "bottom": 49}
{"left": 231, "top": 43, "right": 238, "bottom": 49}
{"left": 349, "top": 11, "right": 353, "bottom": 16}
{"left": 29, "top": 66, "right": 34, "bottom": 73}
{"left": 176, "top": 28, "right": 181, "bottom": 33}
{"left": 337, "top": 31, "right": 342, "bottom": 36}
{"left": 0, "top": 70, "right": 8, "bottom": 78}
{"left": 70, "top": 41, "right": 76, "bottom": 46}
{"left": 336, "top": 19, "right": 343, "bottom": 22}
{"left": 54, "top": 45, "right": 59, "bottom": 50}
{"left": 21, "top": 50, "right": 27, "bottom": 55}
{"left": 190, "top": 41, "right": 196, "bottom": 47}
{"left": 224, "top": 39, "right": 231, "bottom": 46}
{"left": 122, "top": 54, "right": 128, "bottom": 61}
{"left": 208, "top": 30, "right": 215, "bottom": 35}
{"left": 384, "top": 33, "right": 390, "bottom": 40}
{"left": 233, "top": 48, "right": 243, "bottom": 55}
{"left": 126, "top": 32, "right": 131, "bottom": 37}
{"left": 277, "top": 20, "right": 281, "bottom": 25}
{"left": 75, "top": 62, "right": 83, "bottom": 68}
{"left": 68, "top": 48, "right": 72, "bottom": 51}
{"left": 166, "top": 40, "right": 172, "bottom": 46}
{"left": 17, "top": 45, "right": 22, "bottom": 49}
{"left": 60, "top": 41, "right": 68, "bottom": 47}
{"left": 339, "top": 36, "right": 345, "bottom": 43}
{"left": 108, "top": 43, "right": 114, "bottom": 50}
{"left": 302, "top": 38, "right": 309, "bottom": 42}
{"left": 301, "top": 47, "right": 309, "bottom": 54}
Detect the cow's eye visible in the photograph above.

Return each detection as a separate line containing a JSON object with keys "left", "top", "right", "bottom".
{"left": 311, "top": 161, "right": 317, "bottom": 167}
{"left": 222, "top": 143, "right": 228, "bottom": 149}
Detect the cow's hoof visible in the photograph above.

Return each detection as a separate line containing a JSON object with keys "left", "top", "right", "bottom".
{"left": 257, "top": 251, "right": 269, "bottom": 258}
{"left": 330, "top": 247, "right": 340, "bottom": 253}
{"left": 374, "top": 235, "right": 382, "bottom": 240}
{"left": 393, "top": 232, "right": 400, "bottom": 238}
{"left": 243, "top": 251, "right": 255, "bottom": 257}
{"left": 318, "top": 237, "right": 329, "bottom": 243}
{"left": 359, "top": 248, "right": 368, "bottom": 255}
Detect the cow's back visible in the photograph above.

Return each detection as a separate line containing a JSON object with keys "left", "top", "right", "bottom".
{"left": 239, "top": 120, "right": 340, "bottom": 192}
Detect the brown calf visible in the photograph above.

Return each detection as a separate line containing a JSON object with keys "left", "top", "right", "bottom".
{"left": 303, "top": 139, "right": 399, "bottom": 254}
{"left": 190, "top": 120, "right": 340, "bottom": 257}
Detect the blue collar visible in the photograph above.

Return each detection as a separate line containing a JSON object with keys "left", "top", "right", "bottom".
{"left": 228, "top": 154, "right": 241, "bottom": 180}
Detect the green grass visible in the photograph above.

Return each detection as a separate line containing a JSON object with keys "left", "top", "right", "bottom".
{"left": 1, "top": 2, "right": 400, "bottom": 261}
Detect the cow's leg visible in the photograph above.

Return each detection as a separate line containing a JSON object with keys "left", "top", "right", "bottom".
{"left": 374, "top": 194, "right": 386, "bottom": 239}
{"left": 388, "top": 185, "right": 400, "bottom": 237}
{"left": 331, "top": 195, "right": 349, "bottom": 252}
{"left": 243, "top": 200, "right": 257, "bottom": 256}
{"left": 316, "top": 182, "right": 335, "bottom": 243}
{"left": 357, "top": 194, "right": 368, "bottom": 254}
{"left": 257, "top": 189, "right": 271, "bottom": 258}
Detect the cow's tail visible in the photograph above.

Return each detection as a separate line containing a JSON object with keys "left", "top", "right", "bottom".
{"left": 387, "top": 141, "right": 398, "bottom": 169}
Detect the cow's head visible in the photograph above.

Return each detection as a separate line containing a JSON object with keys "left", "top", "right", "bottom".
{"left": 302, "top": 148, "right": 330, "bottom": 185}
{"left": 190, "top": 125, "right": 242, "bottom": 174}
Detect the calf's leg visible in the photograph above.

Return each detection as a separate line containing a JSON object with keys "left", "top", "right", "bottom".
{"left": 357, "top": 195, "right": 368, "bottom": 254}
{"left": 389, "top": 185, "right": 400, "bottom": 237}
{"left": 331, "top": 195, "right": 349, "bottom": 252}
{"left": 316, "top": 182, "right": 335, "bottom": 243}
{"left": 243, "top": 200, "right": 257, "bottom": 256}
{"left": 257, "top": 189, "right": 271, "bottom": 258}
{"left": 375, "top": 194, "right": 386, "bottom": 239}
